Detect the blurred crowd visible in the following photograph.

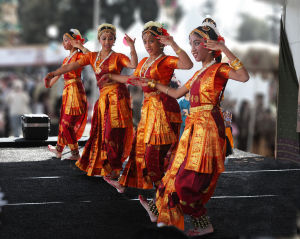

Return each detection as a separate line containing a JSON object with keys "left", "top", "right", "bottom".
{"left": 0, "top": 73, "right": 276, "bottom": 157}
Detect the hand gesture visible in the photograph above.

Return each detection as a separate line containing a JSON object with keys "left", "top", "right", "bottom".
{"left": 97, "top": 74, "right": 111, "bottom": 88}
{"left": 127, "top": 77, "right": 149, "bottom": 87}
{"left": 156, "top": 35, "right": 174, "bottom": 46}
{"left": 70, "top": 39, "right": 83, "bottom": 49}
{"left": 124, "top": 34, "right": 136, "bottom": 48}
{"left": 205, "top": 40, "right": 225, "bottom": 52}
{"left": 44, "top": 72, "right": 55, "bottom": 81}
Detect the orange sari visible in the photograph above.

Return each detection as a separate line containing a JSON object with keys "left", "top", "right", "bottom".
{"left": 119, "top": 55, "right": 182, "bottom": 189}
{"left": 56, "top": 52, "right": 88, "bottom": 153}
{"left": 75, "top": 52, "right": 133, "bottom": 178}
{"left": 155, "top": 63, "right": 231, "bottom": 230}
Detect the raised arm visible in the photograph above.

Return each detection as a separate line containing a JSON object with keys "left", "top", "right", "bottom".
{"left": 206, "top": 40, "right": 249, "bottom": 83}
{"left": 124, "top": 34, "right": 138, "bottom": 68}
{"left": 158, "top": 35, "right": 193, "bottom": 70}
{"left": 44, "top": 62, "right": 81, "bottom": 80}
{"left": 70, "top": 39, "right": 90, "bottom": 54}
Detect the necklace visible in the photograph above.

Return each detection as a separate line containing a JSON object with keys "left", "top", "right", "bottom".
{"left": 94, "top": 50, "right": 113, "bottom": 74}
{"left": 189, "top": 59, "right": 216, "bottom": 90}
{"left": 139, "top": 53, "right": 163, "bottom": 77}
{"left": 64, "top": 50, "right": 78, "bottom": 65}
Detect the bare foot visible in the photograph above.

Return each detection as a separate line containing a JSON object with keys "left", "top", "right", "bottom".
{"left": 186, "top": 223, "right": 214, "bottom": 236}
{"left": 64, "top": 154, "right": 80, "bottom": 161}
{"left": 103, "top": 177, "right": 125, "bottom": 193}
{"left": 48, "top": 145, "right": 62, "bottom": 159}
{"left": 138, "top": 195, "right": 158, "bottom": 222}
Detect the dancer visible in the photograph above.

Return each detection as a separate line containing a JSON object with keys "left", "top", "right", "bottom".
{"left": 45, "top": 29, "right": 88, "bottom": 160}
{"left": 99, "top": 21, "right": 193, "bottom": 195}
{"left": 44, "top": 23, "right": 137, "bottom": 179}
{"left": 133, "top": 18, "right": 249, "bottom": 236}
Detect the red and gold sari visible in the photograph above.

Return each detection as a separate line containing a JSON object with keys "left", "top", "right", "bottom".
{"left": 119, "top": 55, "right": 182, "bottom": 189}
{"left": 56, "top": 52, "right": 88, "bottom": 153}
{"left": 75, "top": 52, "right": 133, "bottom": 178}
{"left": 155, "top": 63, "right": 231, "bottom": 230}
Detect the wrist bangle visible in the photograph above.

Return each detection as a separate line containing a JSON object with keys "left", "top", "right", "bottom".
{"left": 108, "top": 73, "right": 112, "bottom": 80}
{"left": 175, "top": 48, "right": 182, "bottom": 55}
{"left": 147, "top": 79, "right": 156, "bottom": 89}
{"left": 165, "top": 87, "right": 170, "bottom": 95}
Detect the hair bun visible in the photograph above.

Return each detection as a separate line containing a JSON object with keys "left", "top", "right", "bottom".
{"left": 201, "top": 17, "right": 219, "bottom": 36}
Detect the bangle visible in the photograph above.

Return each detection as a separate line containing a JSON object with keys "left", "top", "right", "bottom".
{"left": 147, "top": 79, "right": 156, "bottom": 89}
{"left": 175, "top": 48, "right": 182, "bottom": 55}
{"left": 230, "top": 57, "right": 244, "bottom": 71}
{"left": 108, "top": 73, "right": 112, "bottom": 80}
{"left": 165, "top": 87, "right": 170, "bottom": 95}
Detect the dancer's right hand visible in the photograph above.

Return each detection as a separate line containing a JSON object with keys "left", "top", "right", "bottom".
{"left": 44, "top": 72, "right": 55, "bottom": 80}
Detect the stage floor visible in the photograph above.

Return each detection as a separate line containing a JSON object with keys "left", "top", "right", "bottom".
{"left": 0, "top": 147, "right": 299, "bottom": 239}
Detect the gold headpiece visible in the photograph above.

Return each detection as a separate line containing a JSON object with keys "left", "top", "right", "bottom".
{"left": 97, "top": 23, "right": 116, "bottom": 39}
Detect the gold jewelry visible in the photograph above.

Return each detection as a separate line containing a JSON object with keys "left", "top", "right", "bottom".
{"left": 175, "top": 48, "right": 182, "bottom": 55}
{"left": 147, "top": 79, "right": 156, "bottom": 88}
{"left": 165, "top": 87, "right": 170, "bottom": 95}
{"left": 230, "top": 57, "right": 244, "bottom": 71}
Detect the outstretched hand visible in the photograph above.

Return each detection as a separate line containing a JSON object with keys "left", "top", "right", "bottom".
{"left": 127, "top": 77, "right": 150, "bottom": 87}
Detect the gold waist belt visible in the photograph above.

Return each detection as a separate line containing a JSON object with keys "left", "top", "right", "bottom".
{"left": 144, "top": 91, "right": 161, "bottom": 98}
{"left": 190, "top": 104, "right": 216, "bottom": 113}
{"left": 64, "top": 78, "right": 81, "bottom": 86}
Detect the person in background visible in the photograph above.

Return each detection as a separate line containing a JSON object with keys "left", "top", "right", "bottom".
{"left": 6, "top": 80, "right": 30, "bottom": 137}
{"left": 178, "top": 92, "right": 190, "bottom": 138}
{"left": 44, "top": 29, "right": 88, "bottom": 160}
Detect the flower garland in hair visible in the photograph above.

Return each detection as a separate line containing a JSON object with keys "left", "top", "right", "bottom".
{"left": 69, "top": 28, "right": 85, "bottom": 44}
{"left": 161, "top": 23, "right": 170, "bottom": 36}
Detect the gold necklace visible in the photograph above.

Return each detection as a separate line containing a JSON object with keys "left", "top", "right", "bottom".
{"left": 94, "top": 50, "right": 113, "bottom": 74}
{"left": 139, "top": 54, "right": 163, "bottom": 77}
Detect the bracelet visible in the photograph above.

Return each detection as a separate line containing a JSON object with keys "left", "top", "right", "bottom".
{"left": 147, "top": 79, "right": 156, "bottom": 89}
{"left": 108, "top": 73, "right": 112, "bottom": 80}
{"left": 230, "top": 57, "right": 244, "bottom": 71}
{"left": 175, "top": 48, "right": 182, "bottom": 55}
{"left": 165, "top": 87, "right": 170, "bottom": 95}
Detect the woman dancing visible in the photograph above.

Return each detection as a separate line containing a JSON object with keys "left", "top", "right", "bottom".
{"left": 45, "top": 29, "right": 88, "bottom": 160}
{"left": 134, "top": 18, "right": 249, "bottom": 236}
{"left": 44, "top": 23, "right": 137, "bottom": 179}
{"left": 99, "top": 21, "right": 193, "bottom": 197}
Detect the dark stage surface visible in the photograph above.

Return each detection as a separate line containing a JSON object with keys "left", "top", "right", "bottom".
{"left": 0, "top": 144, "right": 299, "bottom": 239}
